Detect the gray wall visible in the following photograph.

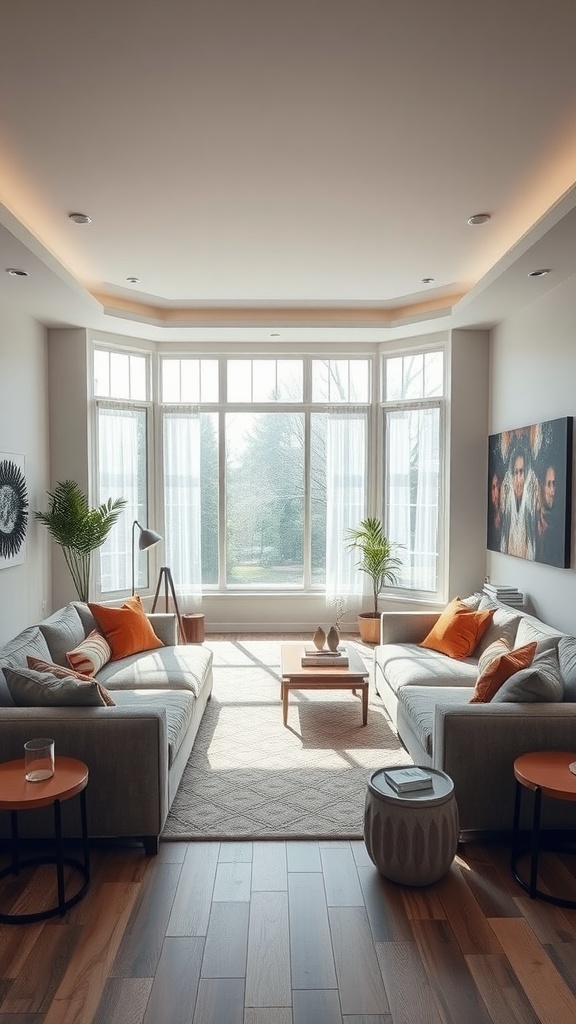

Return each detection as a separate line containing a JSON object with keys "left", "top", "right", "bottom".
{"left": 0, "top": 304, "right": 50, "bottom": 644}
{"left": 487, "top": 274, "right": 576, "bottom": 632}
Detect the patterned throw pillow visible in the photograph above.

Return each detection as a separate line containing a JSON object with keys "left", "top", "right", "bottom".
{"left": 470, "top": 642, "right": 537, "bottom": 703}
{"left": 66, "top": 630, "right": 111, "bottom": 676}
{"left": 27, "top": 656, "right": 116, "bottom": 706}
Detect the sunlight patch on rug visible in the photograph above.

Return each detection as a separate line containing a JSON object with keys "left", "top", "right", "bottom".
{"left": 162, "top": 639, "right": 411, "bottom": 841}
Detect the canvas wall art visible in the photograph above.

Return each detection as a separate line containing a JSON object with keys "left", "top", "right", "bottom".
{"left": 0, "top": 452, "right": 28, "bottom": 569}
{"left": 487, "top": 417, "right": 573, "bottom": 568}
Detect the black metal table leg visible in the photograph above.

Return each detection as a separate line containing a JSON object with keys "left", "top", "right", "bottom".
{"left": 511, "top": 783, "right": 576, "bottom": 909}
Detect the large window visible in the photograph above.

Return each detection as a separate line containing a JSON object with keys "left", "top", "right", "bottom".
{"left": 383, "top": 350, "right": 444, "bottom": 594}
{"left": 92, "top": 346, "right": 445, "bottom": 600}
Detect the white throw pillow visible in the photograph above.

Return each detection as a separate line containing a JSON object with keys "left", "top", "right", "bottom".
{"left": 477, "top": 638, "right": 510, "bottom": 676}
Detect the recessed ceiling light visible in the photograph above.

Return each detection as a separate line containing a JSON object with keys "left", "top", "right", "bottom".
{"left": 5, "top": 268, "right": 28, "bottom": 277}
{"left": 467, "top": 213, "right": 491, "bottom": 226}
{"left": 420, "top": 277, "right": 435, "bottom": 285}
{"left": 68, "top": 212, "right": 92, "bottom": 224}
{"left": 528, "top": 268, "right": 550, "bottom": 278}
{"left": 126, "top": 277, "right": 141, "bottom": 284}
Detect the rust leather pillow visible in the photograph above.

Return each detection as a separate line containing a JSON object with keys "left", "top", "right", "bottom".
{"left": 88, "top": 594, "right": 164, "bottom": 661}
{"left": 469, "top": 641, "right": 537, "bottom": 703}
{"left": 420, "top": 597, "right": 494, "bottom": 660}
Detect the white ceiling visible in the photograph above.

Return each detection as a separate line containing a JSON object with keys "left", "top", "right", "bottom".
{"left": 1, "top": 0, "right": 576, "bottom": 343}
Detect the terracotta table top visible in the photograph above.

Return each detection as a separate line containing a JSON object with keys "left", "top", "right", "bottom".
{"left": 514, "top": 751, "right": 576, "bottom": 802}
{"left": 0, "top": 756, "right": 89, "bottom": 811}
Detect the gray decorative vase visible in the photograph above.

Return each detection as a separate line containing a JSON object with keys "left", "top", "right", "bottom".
{"left": 313, "top": 626, "right": 326, "bottom": 650}
{"left": 326, "top": 625, "right": 340, "bottom": 652}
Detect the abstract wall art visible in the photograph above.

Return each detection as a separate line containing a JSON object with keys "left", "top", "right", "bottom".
{"left": 487, "top": 417, "right": 573, "bottom": 568}
{"left": 0, "top": 452, "right": 28, "bottom": 569}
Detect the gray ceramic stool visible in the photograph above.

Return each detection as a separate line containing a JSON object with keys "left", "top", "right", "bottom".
{"left": 364, "top": 766, "right": 459, "bottom": 886}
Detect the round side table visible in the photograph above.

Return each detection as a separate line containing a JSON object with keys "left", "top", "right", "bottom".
{"left": 0, "top": 755, "right": 90, "bottom": 924}
{"left": 364, "top": 766, "right": 459, "bottom": 886}
{"left": 511, "top": 750, "right": 576, "bottom": 909}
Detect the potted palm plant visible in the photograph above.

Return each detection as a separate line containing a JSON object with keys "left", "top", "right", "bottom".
{"left": 346, "top": 517, "right": 403, "bottom": 643}
{"left": 35, "top": 480, "right": 127, "bottom": 602}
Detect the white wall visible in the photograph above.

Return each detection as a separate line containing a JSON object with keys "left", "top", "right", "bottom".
{"left": 0, "top": 304, "right": 50, "bottom": 644}
{"left": 488, "top": 275, "right": 576, "bottom": 631}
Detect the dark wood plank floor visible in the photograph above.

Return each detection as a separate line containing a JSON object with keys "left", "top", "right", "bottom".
{"left": 0, "top": 837, "right": 575, "bottom": 1023}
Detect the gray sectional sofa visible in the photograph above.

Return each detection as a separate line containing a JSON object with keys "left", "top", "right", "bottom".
{"left": 374, "top": 597, "right": 576, "bottom": 837}
{"left": 0, "top": 602, "right": 213, "bottom": 853}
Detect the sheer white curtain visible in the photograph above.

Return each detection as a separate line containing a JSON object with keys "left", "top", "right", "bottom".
{"left": 386, "top": 406, "right": 439, "bottom": 592}
{"left": 325, "top": 408, "right": 367, "bottom": 600}
{"left": 386, "top": 409, "right": 411, "bottom": 587}
{"left": 97, "top": 402, "right": 145, "bottom": 593}
{"left": 162, "top": 407, "right": 202, "bottom": 610}
{"left": 413, "top": 407, "right": 439, "bottom": 591}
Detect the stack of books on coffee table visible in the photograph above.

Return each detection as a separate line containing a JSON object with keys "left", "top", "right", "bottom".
{"left": 301, "top": 645, "right": 349, "bottom": 667}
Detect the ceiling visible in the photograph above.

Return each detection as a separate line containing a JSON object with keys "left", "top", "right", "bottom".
{"left": 1, "top": 0, "right": 576, "bottom": 344}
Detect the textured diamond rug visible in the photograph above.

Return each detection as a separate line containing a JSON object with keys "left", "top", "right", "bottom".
{"left": 162, "top": 639, "right": 411, "bottom": 841}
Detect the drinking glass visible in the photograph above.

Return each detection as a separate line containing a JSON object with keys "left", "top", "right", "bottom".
{"left": 24, "top": 738, "right": 55, "bottom": 782}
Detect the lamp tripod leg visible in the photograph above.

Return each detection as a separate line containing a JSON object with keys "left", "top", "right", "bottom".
{"left": 151, "top": 567, "right": 186, "bottom": 643}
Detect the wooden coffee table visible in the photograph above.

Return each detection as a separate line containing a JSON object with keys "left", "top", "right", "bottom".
{"left": 280, "top": 644, "right": 369, "bottom": 726}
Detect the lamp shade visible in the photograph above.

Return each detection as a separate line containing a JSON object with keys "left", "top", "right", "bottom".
{"left": 132, "top": 520, "right": 163, "bottom": 594}
{"left": 139, "top": 526, "right": 162, "bottom": 552}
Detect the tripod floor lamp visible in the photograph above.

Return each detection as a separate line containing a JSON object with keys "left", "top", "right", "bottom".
{"left": 132, "top": 520, "right": 186, "bottom": 642}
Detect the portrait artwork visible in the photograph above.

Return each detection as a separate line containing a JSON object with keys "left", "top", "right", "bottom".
{"left": 487, "top": 418, "right": 573, "bottom": 568}
{"left": 0, "top": 453, "right": 28, "bottom": 569}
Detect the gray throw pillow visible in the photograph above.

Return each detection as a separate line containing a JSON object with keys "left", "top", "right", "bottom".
{"left": 491, "top": 648, "right": 563, "bottom": 703}
{"left": 38, "top": 603, "right": 86, "bottom": 666}
{"left": 3, "top": 666, "right": 108, "bottom": 707}
{"left": 558, "top": 636, "right": 576, "bottom": 702}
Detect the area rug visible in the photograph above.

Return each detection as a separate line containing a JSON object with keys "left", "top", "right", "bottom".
{"left": 162, "top": 639, "right": 411, "bottom": 841}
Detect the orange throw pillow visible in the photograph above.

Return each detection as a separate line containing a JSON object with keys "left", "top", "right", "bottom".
{"left": 420, "top": 597, "right": 494, "bottom": 660}
{"left": 88, "top": 594, "right": 164, "bottom": 661}
{"left": 469, "top": 641, "right": 537, "bottom": 703}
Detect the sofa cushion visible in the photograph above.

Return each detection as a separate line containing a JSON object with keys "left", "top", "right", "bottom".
{"left": 66, "top": 630, "right": 112, "bottom": 676}
{"left": 88, "top": 595, "right": 163, "bottom": 660}
{"left": 515, "top": 614, "right": 565, "bottom": 651}
{"left": 97, "top": 644, "right": 213, "bottom": 698}
{"left": 477, "top": 638, "right": 511, "bottom": 676}
{"left": 38, "top": 603, "right": 86, "bottom": 666}
{"left": 491, "top": 648, "right": 563, "bottom": 703}
{"left": 376, "top": 643, "right": 478, "bottom": 696}
{"left": 558, "top": 636, "right": 576, "bottom": 702}
{"left": 474, "top": 603, "right": 521, "bottom": 657}
{"left": 112, "top": 688, "right": 197, "bottom": 767}
{"left": 4, "top": 665, "right": 110, "bottom": 707}
{"left": 420, "top": 598, "right": 494, "bottom": 660}
{"left": 470, "top": 642, "right": 537, "bottom": 703}
{"left": 397, "top": 685, "right": 474, "bottom": 756}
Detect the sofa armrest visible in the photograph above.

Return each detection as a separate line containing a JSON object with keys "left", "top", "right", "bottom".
{"left": 433, "top": 701, "right": 576, "bottom": 832}
{"left": 0, "top": 705, "right": 169, "bottom": 840}
{"left": 147, "top": 613, "right": 178, "bottom": 647}
{"left": 380, "top": 611, "right": 441, "bottom": 645}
